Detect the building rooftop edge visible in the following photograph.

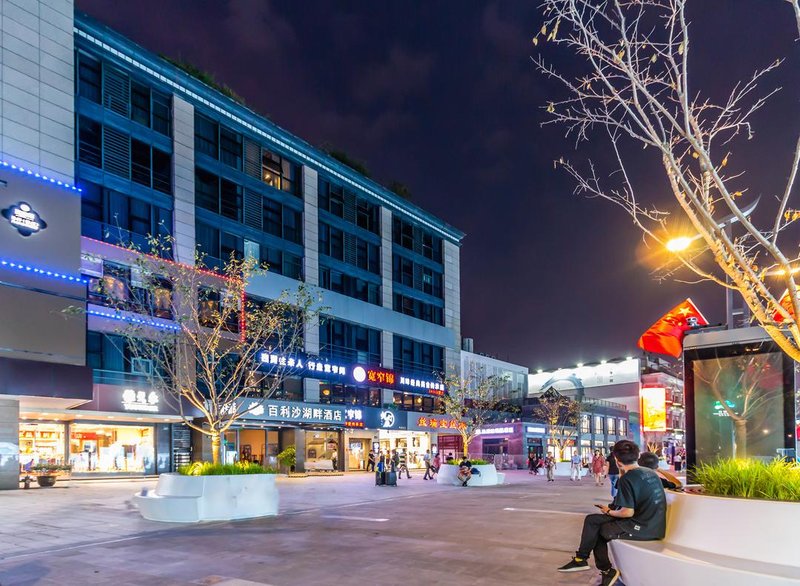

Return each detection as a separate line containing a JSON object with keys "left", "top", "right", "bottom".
{"left": 73, "top": 11, "right": 466, "bottom": 245}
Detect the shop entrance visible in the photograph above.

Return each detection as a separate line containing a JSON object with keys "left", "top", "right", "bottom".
{"left": 377, "top": 430, "right": 431, "bottom": 468}
{"left": 19, "top": 422, "right": 66, "bottom": 469}
{"left": 70, "top": 423, "right": 154, "bottom": 474}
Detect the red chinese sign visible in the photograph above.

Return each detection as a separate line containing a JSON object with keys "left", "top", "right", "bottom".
{"left": 366, "top": 367, "right": 396, "bottom": 387}
{"left": 416, "top": 416, "right": 466, "bottom": 431}
{"left": 427, "top": 388, "right": 445, "bottom": 396}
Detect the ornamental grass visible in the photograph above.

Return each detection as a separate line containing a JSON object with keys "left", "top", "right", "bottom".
{"left": 693, "top": 458, "right": 800, "bottom": 502}
{"left": 178, "top": 461, "right": 276, "bottom": 476}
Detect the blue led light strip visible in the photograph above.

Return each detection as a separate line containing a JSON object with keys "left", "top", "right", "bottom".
{"left": 87, "top": 308, "right": 180, "bottom": 332}
{"left": 1, "top": 160, "right": 82, "bottom": 192}
{"left": 0, "top": 259, "right": 89, "bottom": 284}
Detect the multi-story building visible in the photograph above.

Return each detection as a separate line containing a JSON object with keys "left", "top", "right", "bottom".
{"left": 459, "top": 340, "right": 529, "bottom": 402}
{"left": 0, "top": 2, "right": 463, "bottom": 488}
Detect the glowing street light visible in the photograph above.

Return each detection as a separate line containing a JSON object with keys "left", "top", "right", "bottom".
{"left": 666, "top": 236, "right": 694, "bottom": 252}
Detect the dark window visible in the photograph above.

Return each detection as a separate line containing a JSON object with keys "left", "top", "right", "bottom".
{"left": 283, "top": 207, "right": 302, "bottom": 244}
{"left": 221, "top": 231, "right": 243, "bottom": 260}
{"left": 220, "top": 179, "right": 242, "bottom": 221}
{"left": 131, "top": 82, "right": 151, "bottom": 127}
{"left": 81, "top": 182, "right": 103, "bottom": 222}
{"left": 284, "top": 253, "right": 303, "bottom": 280}
{"left": 330, "top": 226, "right": 344, "bottom": 261}
{"left": 152, "top": 148, "right": 172, "bottom": 194}
{"left": 318, "top": 266, "right": 380, "bottom": 305}
{"left": 393, "top": 335, "right": 444, "bottom": 376}
{"left": 78, "top": 54, "right": 101, "bottom": 103}
{"left": 356, "top": 198, "right": 379, "bottom": 234}
{"left": 78, "top": 117, "right": 102, "bottom": 167}
{"left": 219, "top": 127, "right": 242, "bottom": 170}
{"left": 195, "top": 169, "right": 219, "bottom": 213}
{"left": 195, "top": 114, "right": 219, "bottom": 159}
{"left": 131, "top": 139, "right": 151, "bottom": 187}
{"left": 320, "top": 319, "right": 380, "bottom": 364}
{"left": 263, "top": 198, "right": 282, "bottom": 237}
{"left": 152, "top": 91, "right": 171, "bottom": 136}
{"left": 261, "top": 246, "right": 282, "bottom": 274}
{"left": 196, "top": 222, "right": 220, "bottom": 259}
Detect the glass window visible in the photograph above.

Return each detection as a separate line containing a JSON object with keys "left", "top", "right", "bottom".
{"left": 262, "top": 150, "right": 298, "bottom": 195}
{"left": 593, "top": 415, "right": 604, "bottom": 434}
{"left": 195, "top": 114, "right": 219, "bottom": 159}
{"left": 78, "top": 53, "right": 101, "bottom": 103}
{"left": 220, "top": 179, "right": 242, "bottom": 221}
{"left": 131, "top": 139, "right": 151, "bottom": 187}
{"left": 219, "top": 127, "right": 242, "bottom": 170}
{"left": 284, "top": 252, "right": 303, "bottom": 280}
{"left": 580, "top": 415, "right": 591, "bottom": 434}
{"left": 607, "top": 417, "right": 616, "bottom": 435}
{"left": 221, "top": 231, "right": 243, "bottom": 260}
{"left": 69, "top": 424, "right": 155, "bottom": 474}
{"left": 263, "top": 198, "right": 282, "bottom": 237}
{"left": 19, "top": 423, "right": 66, "bottom": 469}
{"left": 78, "top": 117, "right": 102, "bottom": 167}
{"left": 152, "top": 91, "right": 171, "bottom": 136}
{"left": 195, "top": 169, "right": 219, "bottom": 213}
{"left": 329, "top": 226, "right": 344, "bottom": 261}
{"left": 196, "top": 222, "right": 220, "bottom": 259}
{"left": 283, "top": 207, "right": 302, "bottom": 244}
{"left": 131, "top": 82, "right": 151, "bottom": 127}
{"left": 152, "top": 148, "right": 172, "bottom": 194}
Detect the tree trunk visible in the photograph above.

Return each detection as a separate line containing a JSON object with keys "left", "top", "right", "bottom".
{"left": 462, "top": 434, "right": 470, "bottom": 459}
{"left": 733, "top": 418, "right": 748, "bottom": 459}
{"left": 211, "top": 431, "right": 221, "bottom": 465}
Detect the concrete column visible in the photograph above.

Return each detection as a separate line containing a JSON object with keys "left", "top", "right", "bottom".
{"left": 443, "top": 240, "right": 462, "bottom": 375}
{"left": 302, "top": 166, "right": 319, "bottom": 287}
{"left": 381, "top": 330, "right": 393, "bottom": 369}
{"left": 0, "top": 0, "right": 75, "bottom": 183}
{"left": 381, "top": 388, "right": 394, "bottom": 407}
{"left": 172, "top": 96, "right": 196, "bottom": 264}
{"left": 380, "top": 208, "right": 393, "bottom": 309}
{"left": 303, "top": 378, "right": 320, "bottom": 403}
{"left": 291, "top": 429, "right": 306, "bottom": 472}
{"left": 0, "top": 398, "right": 20, "bottom": 490}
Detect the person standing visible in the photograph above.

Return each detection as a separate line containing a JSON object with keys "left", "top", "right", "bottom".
{"left": 366, "top": 450, "right": 376, "bottom": 472}
{"left": 605, "top": 447, "right": 620, "bottom": 498}
{"left": 570, "top": 452, "right": 582, "bottom": 481}
{"left": 545, "top": 455, "right": 556, "bottom": 482}
{"left": 398, "top": 449, "right": 411, "bottom": 479}
{"left": 432, "top": 452, "right": 441, "bottom": 479}
{"left": 390, "top": 450, "right": 399, "bottom": 473}
{"left": 673, "top": 451, "right": 683, "bottom": 473}
{"left": 591, "top": 450, "right": 606, "bottom": 487}
{"left": 557, "top": 440, "right": 667, "bottom": 586}
{"left": 423, "top": 450, "right": 433, "bottom": 480}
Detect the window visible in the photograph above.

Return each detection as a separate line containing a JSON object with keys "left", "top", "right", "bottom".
{"left": 284, "top": 252, "right": 303, "bottom": 280}
{"left": 78, "top": 117, "right": 102, "bottom": 167}
{"left": 356, "top": 198, "right": 379, "bottom": 233}
{"left": 619, "top": 418, "right": 628, "bottom": 436}
{"left": 152, "top": 149, "right": 171, "bottom": 194}
{"left": 319, "top": 180, "right": 345, "bottom": 217}
{"left": 393, "top": 217, "right": 442, "bottom": 262}
{"left": 219, "top": 127, "right": 242, "bottom": 170}
{"left": 195, "top": 222, "right": 220, "bottom": 260}
{"left": 152, "top": 92, "right": 171, "bottom": 136}
{"left": 220, "top": 231, "right": 243, "bottom": 261}
{"left": 580, "top": 415, "right": 591, "bottom": 434}
{"left": 392, "top": 294, "right": 443, "bottom": 325}
{"left": 195, "top": 169, "right": 219, "bottom": 213}
{"left": 607, "top": 417, "right": 616, "bottom": 435}
{"left": 131, "top": 139, "right": 151, "bottom": 187}
{"left": 263, "top": 198, "right": 282, "bottom": 237}
{"left": 283, "top": 207, "right": 302, "bottom": 244}
{"left": 392, "top": 335, "right": 444, "bottom": 376}
{"left": 131, "top": 82, "right": 151, "bottom": 127}
{"left": 262, "top": 150, "right": 298, "bottom": 195}
{"left": 319, "top": 267, "right": 380, "bottom": 305}
{"left": 593, "top": 415, "right": 604, "bottom": 434}
{"left": 195, "top": 114, "right": 219, "bottom": 159}
{"left": 78, "top": 53, "right": 101, "bottom": 103}
{"left": 220, "top": 179, "right": 242, "bottom": 221}
{"left": 320, "top": 319, "right": 380, "bottom": 364}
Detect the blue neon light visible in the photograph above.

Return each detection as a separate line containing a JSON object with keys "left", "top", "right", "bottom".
{"left": 87, "top": 308, "right": 180, "bottom": 331}
{"left": 0, "top": 259, "right": 89, "bottom": 284}
{"left": 1, "top": 160, "right": 82, "bottom": 192}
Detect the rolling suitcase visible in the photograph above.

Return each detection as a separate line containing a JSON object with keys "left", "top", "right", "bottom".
{"left": 375, "top": 471, "right": 385, "bottom": 486}
{"left": 385, "top": 471, "right": 397, "bottom": 486}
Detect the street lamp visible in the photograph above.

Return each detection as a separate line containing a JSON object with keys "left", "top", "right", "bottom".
{"left": 665, "top": 236, "right": 694, "bottom": 252}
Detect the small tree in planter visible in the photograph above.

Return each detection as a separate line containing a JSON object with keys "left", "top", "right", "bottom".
{"left": 440, "top": 368, "right": 508, "bottom": 459}
{"left": 277, "top": 446, "right": 296, "bottom": 473}
{"left": 531, "top": 388, "right": 581, "bottom": 461}
{"left": 77, "top": 235, "right": 319, "bottom": 464}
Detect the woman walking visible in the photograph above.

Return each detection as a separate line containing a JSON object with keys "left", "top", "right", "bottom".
{"left": 545, "top": 455, "right": 556, "bottom": 482}
{"left": 591, "top": 449, "right": 606, "bottom": 486}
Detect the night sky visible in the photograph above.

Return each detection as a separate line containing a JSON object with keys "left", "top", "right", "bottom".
{"left": 77, "top": 1, "right": 800, "bottom": 370}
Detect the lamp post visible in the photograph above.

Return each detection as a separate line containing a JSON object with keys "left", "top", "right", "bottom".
{"left": 665, "top": 197, "right": 760, "bottom": 330}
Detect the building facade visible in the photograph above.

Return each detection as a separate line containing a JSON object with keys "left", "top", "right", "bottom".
{"left": 0, "top": 2, "right": 463, "bottom": 488}
{"left": 460, "top": 347, "right": 529, "bottom": 402}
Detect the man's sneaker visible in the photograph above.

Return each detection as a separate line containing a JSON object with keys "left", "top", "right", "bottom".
{"left": 600, "top": 568, "right": 620, "bottom": 586}
{"left": 557, "top": 557, "right": 590, "bottom": 572}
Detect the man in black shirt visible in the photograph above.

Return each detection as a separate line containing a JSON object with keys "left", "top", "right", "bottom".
{"left": 557, "top": 440, "right": 666, "bottom": 586}
{"left": 605, "top": 448, "right": 620, "bottom": 498}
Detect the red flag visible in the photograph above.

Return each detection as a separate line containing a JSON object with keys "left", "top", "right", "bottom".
{"left": 773, "top": 290, "right": 793, "bottom": 323}
{"left": 637, "top": 298, "right": 708, "bottom": 358}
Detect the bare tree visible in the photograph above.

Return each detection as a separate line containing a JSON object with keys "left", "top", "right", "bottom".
{"left": 535, "top": 0, "right": 800, "bottom": 361}
{"left": 440, "top": 368, "right": 508, "bottom": 459}
{"left": 84, "top": 237, "right": 317, "bottom": 464}
{"left": 532, "top": 388, "right": 581, "bottom": 460}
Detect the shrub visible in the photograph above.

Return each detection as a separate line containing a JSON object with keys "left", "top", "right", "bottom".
{"left": 178, "top": 461, "right": 276, "bottom": 476}
{"left": 694, "top": 458, "right": 800, "bottom": 502}
{"left": 31, "top": 464, "right": 71, "bottom": 473}
{"left": 277, "top": 446, "right": 296, "bottom": 468}
{"left": 469, "top": 458, "right": 490, "bottom": 465}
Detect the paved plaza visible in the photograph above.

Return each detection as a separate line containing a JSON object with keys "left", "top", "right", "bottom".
{"left": 0, "top": 471, "right": 613, "bottom": 586}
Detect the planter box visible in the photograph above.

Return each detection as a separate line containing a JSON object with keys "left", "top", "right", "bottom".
{"left": 133, "top": 473, "right": 279, "bottom": 523}
{"left": 435, "top": 464, "right": 503, "bottom": 486}
{"left": 610, "top": 491, "right": 800, "bottom": 585}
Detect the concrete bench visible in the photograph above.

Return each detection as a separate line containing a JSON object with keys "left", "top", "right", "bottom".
{"left": 436, "top": 464, "right": 505, "bottom": 486}
{"left": 304, "top": 459, "right": 334, "bottom": 471}
{"left": 610, "top": 491, "right": 800, "bottom": 585}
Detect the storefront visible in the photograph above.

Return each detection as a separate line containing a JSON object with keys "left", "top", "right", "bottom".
{"left": 524, "top": 424, "right": 548, "bottom": 459}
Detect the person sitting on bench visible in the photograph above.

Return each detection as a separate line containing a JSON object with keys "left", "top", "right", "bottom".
{"left": 638, "top": 452, "right": 682, "bottom": 490}
{"left": 457, "top": 458, "right": 474, "bottom": 486}
{"left": 557, "top": 440, "right": 667, "bottom": 586}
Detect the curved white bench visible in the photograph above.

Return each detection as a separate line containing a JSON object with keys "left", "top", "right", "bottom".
{"left": 610, "top": 491, "right": 800, "bottom": 585}
{"left": 304, "top": 459, "right": 334, "bottom": 471}
{"left": 133, "top": 473, "right": 279, "bottom": 523}
{"left": 435, "top": 464, "right": 505, "bottom": 486}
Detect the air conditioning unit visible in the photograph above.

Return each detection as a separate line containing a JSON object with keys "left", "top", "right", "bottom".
{"left": 131, "top": 358, "right": 153, "bottom": 376}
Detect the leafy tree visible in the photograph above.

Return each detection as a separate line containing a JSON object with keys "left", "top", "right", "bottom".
{"left": 531, "top": 388, "right": 581, "bottom": 461}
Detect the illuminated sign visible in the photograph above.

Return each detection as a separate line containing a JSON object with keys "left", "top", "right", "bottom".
{"left": 398, "top": 376, "right": 445, "bottom": 392}
{"left": 640, "top": 386, "right": 667, "bottom": 432}
{"left": 526, "top": 426, "right": 546, "bottom": 434}
{"left": 345, "top": 408, "right": 364, "bottom": 428}
{"left": 236, "top": 400, "right": 344, "bottom": 424}
{"left": 713, "top": 400, "right": 737, "bottom": 418}
{"left": 476, "top": 426, "right": 514, "bottom": 436}
{"left": 122, "top": 389, "right": 159, "bottom": 412}
{"left": 259, "top": 352, "right": 348, "bottom": 377}
{"left": 416, "top": 416, "right": 466, "bottom": 431}
{"left": 428, "top": 388, "right": 445, "bottom": 396}
{"left": 2, "top": 202, "right": 47, "bottom": 237}
{"left": 380, "top": 411, "right": 396, "bottom": 428}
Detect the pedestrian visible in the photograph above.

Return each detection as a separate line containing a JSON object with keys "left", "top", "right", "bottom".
{"left": 527, "top": 452, "right": 536, "bottom": 475}
{"left": 673, "top": 451, "right": 683, "bottom": 473}
{"left": 557, "top": 440, "right": 667, "bottom": 586}
{"left": 423, "top": 449, "right": 433, "bottom": 480}
{"left": 570, "top": 452, "right": 582, "bottom": 482}
{"left": 390, "top": 450, "right": 399, "bottom": 473}
{"left": 432, "top": 452, "right": 441, "bottom": 478}
{"left": 366, "top": 450, "right": 376, "bottom": 472}
{"left": 604, "top": 446, "right": 620, "bottom": 498}
{"left": 591, "top": 450, "right": 606, "bottom": 486}
{"left": 545, "top": 455, "right": 556, "bottom": 482}
{"left": 398, "top": 449, "right": 411, "bottom": 479}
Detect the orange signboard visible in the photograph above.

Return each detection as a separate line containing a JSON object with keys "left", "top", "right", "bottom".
{"left": 641, "top": 386, "right": 667, "bottom": 432}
